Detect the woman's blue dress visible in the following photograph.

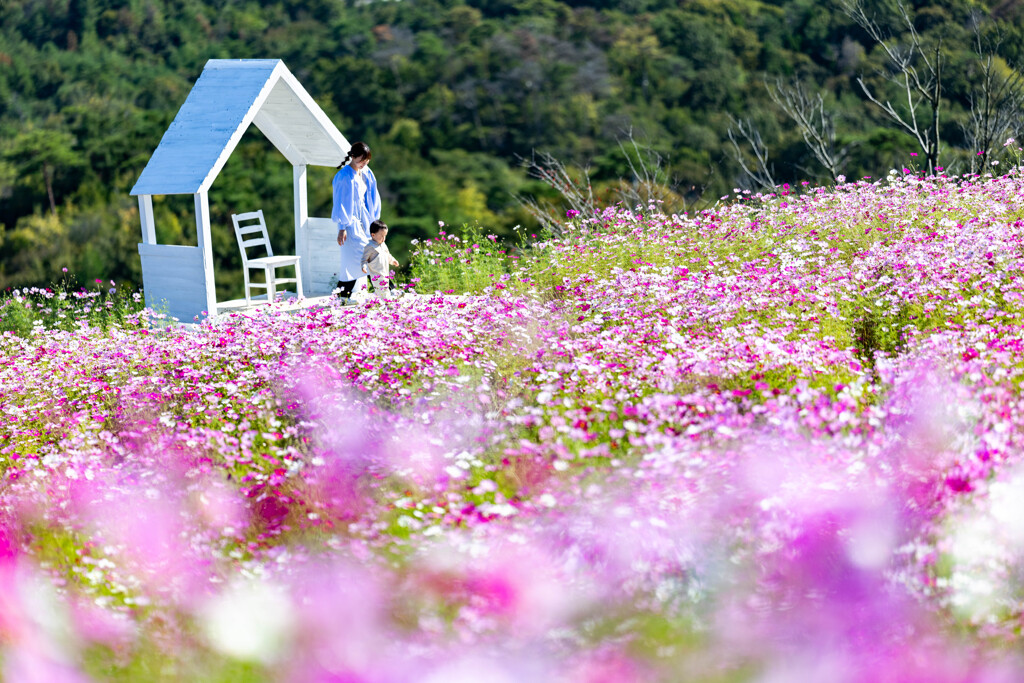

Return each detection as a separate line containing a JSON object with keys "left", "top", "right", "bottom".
{"left": 332, "top": 165, "right": 381, "bottom": 281}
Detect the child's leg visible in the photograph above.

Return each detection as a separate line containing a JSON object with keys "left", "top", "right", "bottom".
{"left": 336, "top": 279, "right": 356, "bottom": 298}
{"left": 350, "top": 275, "right": 370, "bottom": 302}
{"left": 372, "top": 274, "right": 391, "bottom": 299}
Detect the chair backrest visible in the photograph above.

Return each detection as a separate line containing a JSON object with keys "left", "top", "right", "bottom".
{"left": 231, "top": 210, "right": 274, "bottom": 266}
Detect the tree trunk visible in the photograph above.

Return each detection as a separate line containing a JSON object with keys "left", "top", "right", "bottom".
{"left": 44, "top": 164, "right": 57, "bottom": 215}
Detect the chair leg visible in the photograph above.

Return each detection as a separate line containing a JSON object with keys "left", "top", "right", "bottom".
{"left": 243, "top": 268, "right": 252, "bottom": 304}
{"left": 266, "top": 267, "right": 276, "bottom": 303}
{"left": 295, "top": 263, "right": 304, "bottom": 299}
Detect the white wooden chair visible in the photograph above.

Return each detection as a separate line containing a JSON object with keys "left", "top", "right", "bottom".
{"left": 231, "top": 210, "right": 303, "bottom": 304}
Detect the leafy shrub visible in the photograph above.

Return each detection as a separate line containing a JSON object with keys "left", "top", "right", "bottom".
{"left": 0, "top": 274, "right": 146, "bottom": 336}
{"left": 407, "top": 222, "right": 520, "bottom": 294}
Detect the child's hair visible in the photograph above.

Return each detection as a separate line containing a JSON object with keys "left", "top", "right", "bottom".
{"left": 338, "top": 141, "right": 372, "bottom": 169}
{"left": 369, "top": 220, "right": 388, "bottom": 235}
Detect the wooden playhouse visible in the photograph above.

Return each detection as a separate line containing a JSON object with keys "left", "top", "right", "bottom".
{"left": 130, "top": 59, "right": 347, "bottom": 321}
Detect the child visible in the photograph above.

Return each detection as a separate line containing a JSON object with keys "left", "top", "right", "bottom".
{"left": 361, "top": 220, "right": 399, "bottom": 298}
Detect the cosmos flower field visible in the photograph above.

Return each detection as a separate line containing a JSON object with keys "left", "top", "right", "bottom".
{"left": 4, "top": 168, "right": 1024, "bottom": 680}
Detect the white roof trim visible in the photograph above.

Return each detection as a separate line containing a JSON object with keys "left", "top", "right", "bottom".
{"left": 131, "top": 59, "right": 349, "bottom": 196}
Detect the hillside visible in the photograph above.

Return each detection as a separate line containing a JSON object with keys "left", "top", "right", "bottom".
{"left": 3, "top": 0, "right": 1024, "bottom": 298}
{"left": 2, "top": 169, "right": 1024, "bottom": 678}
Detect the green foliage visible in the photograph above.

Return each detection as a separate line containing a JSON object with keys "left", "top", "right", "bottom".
{"left": 407, "top": 223, "right": 516, "bottom": 294}
{"left": 845, "top": 295, "right": 912, "bottom": 371}
{"left": 2, "top": 0, "right": 1023, "bottom": 291}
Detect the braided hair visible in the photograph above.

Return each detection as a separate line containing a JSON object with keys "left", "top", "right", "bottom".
{"left": 338, "top": 141, "right": 372, "bottom": 169}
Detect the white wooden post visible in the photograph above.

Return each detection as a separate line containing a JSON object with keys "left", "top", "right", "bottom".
{"left": 194, "top": 191, "right": 217, "bottom": 318}
{"left": 138, "top": 195, "right": 156, "bottom": 244}
{"left": 293, "top": 164, "right": 310, "bottom": 296}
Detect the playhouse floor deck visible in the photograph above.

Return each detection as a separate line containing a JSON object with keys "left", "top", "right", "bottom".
{"left": 200, "top": 290, "right": 436, "bottom": 326}
{"left": 155, "top": 291, "right": 435, "bottom": 330}
{"left": 213, "top": 293, "right": 344, "bottom": 319}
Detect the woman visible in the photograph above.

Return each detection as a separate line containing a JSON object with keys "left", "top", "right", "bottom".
{"left": 332, "top": 141, "right": 381, "bottom": 300}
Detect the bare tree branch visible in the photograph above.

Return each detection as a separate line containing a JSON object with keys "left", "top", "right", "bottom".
{"left": 614, "top": 128, "right": 678, "bottom": 210}
{"left": 514, "top": 150, "right": 597, "bottom": 236}
{"left": 514, "top": 131, "right": 714, "bottom": 231}
{"left": 961, "top": 16, "right": 1024, "bottom": 173}
{"left": 617, "top": 131, "right": 662, "bottom": 204}
{"left": 841, "top": 0, "right": 943, "bottom": 173}
{"left": 767, "top": 77, "right": 856, "bottom": 180}
{"left": 726, "top": 115, "right": 778, "bottom": 193}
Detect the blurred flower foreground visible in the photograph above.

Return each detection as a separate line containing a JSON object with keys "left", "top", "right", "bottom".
{"left": 5, "top": 169, "right": 1024, "bottom": 682}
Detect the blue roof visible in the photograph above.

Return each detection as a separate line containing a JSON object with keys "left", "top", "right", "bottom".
{"left": 131, "top": 59, "right": 348, "bottom": 196}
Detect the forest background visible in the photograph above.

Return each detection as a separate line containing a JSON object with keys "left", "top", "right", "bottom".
{"left": 3, "top": 0, "right": 1024, "bottom": 301}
